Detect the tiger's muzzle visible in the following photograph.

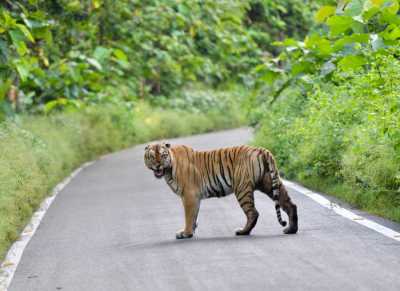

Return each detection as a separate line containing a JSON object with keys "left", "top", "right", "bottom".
{"left": 153, "top": 167, "right": 165, "bottom": 179}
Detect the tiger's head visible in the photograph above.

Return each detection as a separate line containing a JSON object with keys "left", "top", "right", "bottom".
{"left": 144, "top": 142, "right": 172, "bottom": 179}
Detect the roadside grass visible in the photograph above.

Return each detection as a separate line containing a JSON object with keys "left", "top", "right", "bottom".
{"left": 296, "top": 177, "right": 400, "bottom": 223}
{"left": 0, "top": 101, "right": 244, "bottom": 261}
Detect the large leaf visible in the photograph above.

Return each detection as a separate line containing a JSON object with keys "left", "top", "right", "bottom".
{"left": 326, "top": 16, "right": 355, "bottom": 36}
{"left": 380, "top": 24, "right": 400, "bottom": 40}
{"left": 9, "top": 30, "right": 28, "bottom": 55}
{"left": 305, "top": 35, "right": 332, "bottom": 56}
{"left": 291, "top": 61, "right": 314, "bottom": 76}
{"left": 344, "top": 0, "right": 367, "bottom": 17}
{"left": 13, "top": 59, "right": 30, "bottom": 81}
{"left": 337, "top": 55, "right": 367, "bottom": 70}
{"left": 315, "top": 6, "right": 336, "bottom": 23}
{"left": 379, "top": 10, "right": 400, "bottom": 24}
{"left": 382, "top": 0, "right": 399, "bottom": 14}
{"left": 16, "top": 24, "right": 34, "bottom": 43}
{"left": 333, "top": 33, "right": 369, "bottom": 51}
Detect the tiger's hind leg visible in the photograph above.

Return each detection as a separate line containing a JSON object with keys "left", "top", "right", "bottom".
{"left": 278, "top": 184, "right": 298, "bottom": 234}
{"left": 234, "top": 188, "right": 259, "bottom": 236}
{"left": 258, "top": 151, "right": 298, "bottom": 234}
{"left": 257, "top": 175, "right": 298, "bottom": 234}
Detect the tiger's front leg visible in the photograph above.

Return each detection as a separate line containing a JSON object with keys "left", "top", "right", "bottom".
{"left": 176, "top": 192, "right": 200, "bottom": 239}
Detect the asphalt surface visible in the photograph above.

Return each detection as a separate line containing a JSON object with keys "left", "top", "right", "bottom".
{"left": 9, "top": 128, "right": 400, "bottom": 291}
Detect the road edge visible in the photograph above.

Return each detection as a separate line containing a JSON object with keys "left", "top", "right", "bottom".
{"left": 0, "top": 161, "right": 94, "bottom": 291}
{"left": 283, "top": 179, "right": 400, "bottom": 242}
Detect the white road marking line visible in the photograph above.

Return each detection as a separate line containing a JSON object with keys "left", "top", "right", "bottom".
{"left": 0, "top": 162, "right": 94, "bottom": 291}
{"left": 284, "top": 179, "right": 400, "bottom": 242}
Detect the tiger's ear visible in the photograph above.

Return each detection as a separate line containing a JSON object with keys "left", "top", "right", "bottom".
{"left": 164, "top": 142, "right": 171, "bottom": 148}
{"left": 145, "top": 145, "right": 150, "bottom": 150}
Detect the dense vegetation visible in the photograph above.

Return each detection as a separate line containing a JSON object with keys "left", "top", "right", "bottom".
{"left": 0, "top": 0, "right": 316, "bottom": 117}
{"left": 0, "top": 0, "right": 399, "bottom": 260}
{"left": 251, "top": 0, "right": 400, "bottom": 222}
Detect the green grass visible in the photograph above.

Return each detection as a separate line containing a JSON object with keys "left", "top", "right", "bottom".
{"left": 0, "top": 101, "right": 244, "bottom": 261}
{"left": 296, "top": 177, "right": 400, "bottom": 223}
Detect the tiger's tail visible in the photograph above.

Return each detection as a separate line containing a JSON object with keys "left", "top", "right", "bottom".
{"left": 264, "top": 151, "right": 287, "bottom": 227}
{"left": 275, "top": 203, "right": 287, "bottom": 227}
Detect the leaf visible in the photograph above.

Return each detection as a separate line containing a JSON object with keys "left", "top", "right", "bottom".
{"left": 9, "top": 30, "right": 28, "bottom": 55}
{"left": 44, "top": 98, "right": 68, "bottom": 113}
{"left": 13, "top": 59, "right": 30, "bottom": 82}
{"left": 93, "top": 46, "right": 111, "bottom": 61}
{"left": 291, "top": 61, "right": 314, "bottom": 75}
{"left": 66, "top": 0, "right": 81, "bottom": 12}
{"left": 379, "top": 10, "right": 400, "bottom": 24}
{"left": 92, "top": 0, "right": 102, "bottom": 9}
{"left": 315, "top": 6, "right": 336, "bottom": 23}
{"left": 363, "top": 6, "right": 380, "bottom": 20}
{"left": 16, "top": 24, "right": 35, "bottom": 42}
{"left": 381, "top": 24, "right": 400, "bottom": 40}
{"left": 272, "top": 38, "right": 300, "bottom": 47}
{"left": 370, "top": 0, "right": 385, "bottom": 6}
{"left": 344, "top": 0, "right": 367, "bottom": 17}
{"left": 86, "top": 57, "right": 102, "bottom": 70}
{"left": 337, "top": 55, "right": 366, "bottom": 70}
{"left": 320, "top": 61, "right": 336, "bottom": 76}
{"left": 113, "top": 48, "right": 128, "bottom": 61}
{"left": 326, "top": 16, "right": 355, "bottom": 36}
{"left": 370, "top": 34, "right": 385, "bottom": 50}
{"left": 259, "top": 70, "right": 280, "bottom": 84}
{"left": 382, "top": 0, "right": 399, "bottom": 14}
{"left": 333, "top": 33, "right": 369, "bottom": 50}
{"left": 305, "top": 35, "right": 332, "bottom": 56}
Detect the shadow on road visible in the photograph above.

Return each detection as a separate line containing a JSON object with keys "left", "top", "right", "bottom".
{"left": 117, "top": 233, "right": 293, "bottom": 251}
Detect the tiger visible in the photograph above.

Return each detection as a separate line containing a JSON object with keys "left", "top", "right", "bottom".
{"left": 144, "top": 143, "right": 298, "bottom": 239}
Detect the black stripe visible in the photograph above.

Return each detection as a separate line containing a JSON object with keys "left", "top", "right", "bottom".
{"left": 240, "top": 200, "right": 253, "bottom": 209}
{"left": 238, "top": 193, "right": 248, "bottom": 203}
{"left": 209, "top": 152, "right": 222, "bottom": 197}
{"left": 257, "top": 155, "right": 263, "bottom": 177}
{"left": 207, "top": 184, "right": 219, "bottom": 197}
{"left": 219, "top": 152, "right": 231, "bottom": 188}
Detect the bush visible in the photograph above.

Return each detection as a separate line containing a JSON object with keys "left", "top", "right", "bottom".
{"left": 253, "top": 53, "right": 400, "bottom": 222}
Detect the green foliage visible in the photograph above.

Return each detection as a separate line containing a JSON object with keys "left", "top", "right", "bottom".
{"left": 251, "top": 0, "right": 400, "bottom": 106}
{"left": 244, "top": 0, "right": 318, "bottom": 53}
{"left": 0, "top": 0, "right": 320, "bottom": 119}
{"left": 251, "top": 0, "right": 400, "bottom": 222}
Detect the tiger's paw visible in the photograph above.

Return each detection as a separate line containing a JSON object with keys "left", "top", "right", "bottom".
{"left": 235, "top": 228, "right": 251, "bottom": 236}
{"left": 176, "top": 230, "right": 193, "bottom": 239}
{"left": 283, "top": 226, "right": 298, "bottom": 234}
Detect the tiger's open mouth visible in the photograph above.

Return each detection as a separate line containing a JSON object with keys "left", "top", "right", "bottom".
{"left": 153, "top": 168, "right": 165, "bottom": 178}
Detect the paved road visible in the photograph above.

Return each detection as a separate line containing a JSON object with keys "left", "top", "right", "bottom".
{"left": 9, "top": 128, "right": 400, "bottom": 291}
